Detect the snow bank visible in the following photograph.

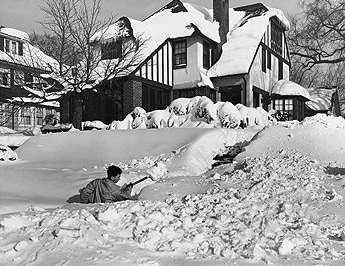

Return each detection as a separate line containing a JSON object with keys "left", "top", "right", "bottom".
{"left": 1, "top": 149, "right": 344, "bottom": 265}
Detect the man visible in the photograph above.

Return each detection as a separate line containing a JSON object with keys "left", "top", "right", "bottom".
{"left": 80, "top": 165, "right": 133, "bottom": 203}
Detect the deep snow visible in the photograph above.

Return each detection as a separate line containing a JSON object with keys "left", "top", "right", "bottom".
{"left": 1, "top": 114, "right": 345, "bottom": 265}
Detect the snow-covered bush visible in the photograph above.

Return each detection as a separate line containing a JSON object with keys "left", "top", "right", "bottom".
{"left": 216, "top": 101, "right": 242, "bottom": 128}
{"left": 0, "top": 145, "right": 18, "bottom": 161}
{"left": 145, "top": 108, "right": 171, "bottom": 129}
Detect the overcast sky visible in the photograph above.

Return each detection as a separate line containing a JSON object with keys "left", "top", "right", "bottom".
{"left": 0, "top": 0, "right": 300, "bottom": 34}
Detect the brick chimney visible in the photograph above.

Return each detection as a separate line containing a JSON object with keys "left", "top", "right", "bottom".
{"left": 213, "top": 0, "right": 229, "bottom": 54}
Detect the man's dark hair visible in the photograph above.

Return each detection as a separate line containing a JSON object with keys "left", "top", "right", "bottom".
{"left": 107, "top": 165, "right": 122, "bottom": 178}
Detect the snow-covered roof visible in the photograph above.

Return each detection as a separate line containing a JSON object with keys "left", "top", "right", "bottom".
{"left": 306, "top": 87, "right": 334, "bottom": 111}
{"left": 0, "top": 27, "right": 30, "bottom": 42}
{"left": 208, "top": 5, "right": 289, "bottom": 77}
{"left": 271, "top": 80, "right": 311, "bottom": 100}
{"left": 92, "top": 1, "right": 289, "bottom": 83}
{"left": 91, "top": 1, "right": 220, "bottom": 80}
{"left": 9, "top": 96, "right": 60, "bottom": 108}
{"left": 0, "top": 27, "right": 58, "bottom": 71}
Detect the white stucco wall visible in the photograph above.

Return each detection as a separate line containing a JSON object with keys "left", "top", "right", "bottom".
{"left": 173, "top": 36, "right": 205, "bottom": 89}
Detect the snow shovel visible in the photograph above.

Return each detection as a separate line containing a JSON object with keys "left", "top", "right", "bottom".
{"left": 131, "top": 161, "right": 168, "bottom": 186}
{"left": 131, "top": 173, "right": 155, "bottom": 186}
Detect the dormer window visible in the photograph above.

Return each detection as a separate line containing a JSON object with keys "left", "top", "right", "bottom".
{"left": 4, "top": 38, "right": 20, "bottom": 55}
{"left": 0, "top": 68, "right": 10, "bottom": 88}
{"left": 101, "top": 40, "right": 122, "bottom": 60}
{"left": 173, "top": 39, "right": 187, "bottom": 68}
{"left": 271, "top": 20, "right": 282, "bottom": 55}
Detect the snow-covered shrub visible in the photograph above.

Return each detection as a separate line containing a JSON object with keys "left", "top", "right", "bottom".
{"left": 269, "top": 110, "right": 292, "bottom": 122}
{"left": 107, "top": 107, "right": 147, "bottom": 130}
{"left": 216, "top": 101, "right": 242, "bottom": 128}
{"left": 169, "top": 98, "right": 191, "bottom": 115}
{"left": 0, "top": 145, "right": 18, "bottom": 161}
{"left": 193, "top": 96, "right": 218, "bottom": 124}
{"left": 167, "top": 112, "right": 189, "bottom": 128}
{"left": 107, "top": 114, "right": 134, "bottom": 130}
{"left": 236, "top": 104, "right": 264, "bottom": 127}
{"left": 82, "top": 120, "right": 107, "bottom": 130}
{"left": 256, "top": 107, "right": 276, "bottom": 126}
{"left": 145, "top": 108, "right": 171, "bottom": 129}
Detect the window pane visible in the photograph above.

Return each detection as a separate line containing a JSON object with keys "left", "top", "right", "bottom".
{"left": 173, "top": 40, "right": 187, "bottom": 67}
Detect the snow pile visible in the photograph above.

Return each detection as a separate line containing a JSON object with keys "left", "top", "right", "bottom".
{"left": 1, "top": 149, "right": 344, "bottom": 265}
{"left": 302, "top": 113, "right": 345, "bottom": 129}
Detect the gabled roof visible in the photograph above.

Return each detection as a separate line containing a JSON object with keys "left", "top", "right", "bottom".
{"left": 207, "top": 4, "right": 289, "bottom": 77}
{"left": 91, "top": 1, "right": 289, "bottom": 82}
{"left": 91, "top": 0, "right": 220, "bottom": 78}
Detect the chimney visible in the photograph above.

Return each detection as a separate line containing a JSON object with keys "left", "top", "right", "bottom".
{"left": 213, "top": 0, "right": 229, "bottom": 54}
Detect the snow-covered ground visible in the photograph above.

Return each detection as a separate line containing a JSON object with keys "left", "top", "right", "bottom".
{"left": 1, "top": 114, "right": 345, "bottom": 265}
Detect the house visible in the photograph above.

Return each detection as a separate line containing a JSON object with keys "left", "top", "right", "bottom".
{"left": 60, "top": 0, "right": 307, "bottom": 125}
{"left": 0, "top": 27, "right": 59, "bottom": 130}
{"left": 305, "top": 86, "right": 341, "bottom": 117}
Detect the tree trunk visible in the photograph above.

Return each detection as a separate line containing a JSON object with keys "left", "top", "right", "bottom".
{"left": 72, "top": 94, "right": 83, "bottom": 129}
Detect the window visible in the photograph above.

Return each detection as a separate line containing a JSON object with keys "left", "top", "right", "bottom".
{"left": 101, "top": 40, "right": 122, "bottom": 60}
{"left": 274, "top": 98, "right": 293, "bottom": 119}
{"left": 22, "top": 107, "right": 32, "bottom": 125}
{"left": 262, "top": 46, "right": 266, "bottom": 73}
{"left": 173, "top": 40, "right": 187, "bottom": 68}
{"left": 37, "top": 115, "right": 43, "bottom": 126}
{"left": 4, "top": 38, "right": 19, "bottom": 55}
{"left": 278, "top": 60, "right": 284, "bottom": 80}
{"left": 203, "top": 41, "right": 211, "bottom": 69}
{"left": 14, "top": 70, "right": 25, "bottom": 86}
{"left": 0, "top": 68, "right": 10, "bottom": 88}
{"left": 142, "top": 85, "right": 170, "bottom": 111}
{"left": 267, "top": 50, "right": 271, "bottom": 70}
{"left": 271, "top": 21, "right": 282, "bottom": 55}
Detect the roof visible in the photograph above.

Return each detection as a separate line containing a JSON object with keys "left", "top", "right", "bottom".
{"left": 0, "top": 27, "right": 58, "bottom": 72}
{"left": 91, "top": 0, "right": 219, "bottom": 68}
{"left": 91, "top": 1, "right": 289, "bottom": 85}
{"left": 208, "top": 4, "right": 289, "bottom": 77}
{"left": 271, "top": 80, "right": 311, "bottom": 100}
{"left": 306, "top": 87, "right": 335, "bottom": 111}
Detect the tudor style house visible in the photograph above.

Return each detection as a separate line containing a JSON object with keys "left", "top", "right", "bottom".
{"left": 60, "top": 0, "right": 309, "bottom": 125}
{"left": 0, "top": 27, "right": 59, "bottom": 130}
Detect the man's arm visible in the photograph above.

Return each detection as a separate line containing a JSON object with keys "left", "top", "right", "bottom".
{"left": 80, "top": 180, "right": 96, "bottom": 203}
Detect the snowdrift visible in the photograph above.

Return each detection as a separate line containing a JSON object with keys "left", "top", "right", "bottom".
{"left": 0, "top": 126, "right": 259, "bottom": 214}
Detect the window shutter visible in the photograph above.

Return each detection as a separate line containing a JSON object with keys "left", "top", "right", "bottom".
{"left": 0, "top": 36, "right": 4, "bottom": 51}
{"left": 19, "top": 42, "right": 23, "bottom": 55}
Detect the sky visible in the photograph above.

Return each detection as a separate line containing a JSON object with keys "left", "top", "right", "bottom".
{"left": 0, "top": 0, "right": 300, "bottom": 35}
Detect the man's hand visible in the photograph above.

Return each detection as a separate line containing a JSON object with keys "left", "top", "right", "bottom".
{"left": 121, "top": 183, "right": 133, "bottom": 194}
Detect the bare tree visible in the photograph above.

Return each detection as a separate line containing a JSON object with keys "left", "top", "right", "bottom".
{"left": 33, "top": 0, "right": 147, "bottom": 128}
{"left": 287, "top": 0, "right": 345, "bottom": 115}
{"left": 289, "top": 0, "right": 345, "bottom": 68}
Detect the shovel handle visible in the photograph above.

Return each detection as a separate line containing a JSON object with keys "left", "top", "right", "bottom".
{"left": 131, "top": 175, "right": 149, "bottom": 186}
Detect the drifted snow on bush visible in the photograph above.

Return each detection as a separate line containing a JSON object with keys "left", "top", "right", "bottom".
{"left": 0, "top": 145, "right": 18, "bottom": 161}
{"left": 1, "top": 150, "right": 345, "bottom": 264}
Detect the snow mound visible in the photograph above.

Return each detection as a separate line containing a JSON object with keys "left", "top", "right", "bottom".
{"left": 1, "top": 150, "right": 344, "bottom": 265}
{"left": 0, "top": 127, "right": 17, "bottom": 134}
{"left": 302, "top": 113, "right": 345, "bottom": 129}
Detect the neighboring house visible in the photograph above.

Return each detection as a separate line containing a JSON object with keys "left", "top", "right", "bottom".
{"left": 0, "top": 27, "right": 59, "bottom": 131}
{"left": 305, "top": 86, "right": 341, "bottom": 117}
{"left": 60, "top": 0, "right": 307, "bottom": 124}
